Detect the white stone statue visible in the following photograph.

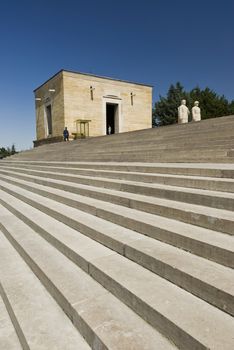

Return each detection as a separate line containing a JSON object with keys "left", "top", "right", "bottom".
{"left": 178, "top": 99, "right": 190, "bottom": 124}
{"left": 192, "top": 101, "right": 201, "bottom": 122}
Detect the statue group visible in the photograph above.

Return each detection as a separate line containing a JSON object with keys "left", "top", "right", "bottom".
{"left": 178, "top": 100, "right": 201, "bottom": 124}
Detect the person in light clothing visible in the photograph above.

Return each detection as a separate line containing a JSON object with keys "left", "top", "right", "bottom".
{"left": 178, "top": 100, "right": 190, "bottom": 124}
{"left": 192, "top": 101, "right": 201, "bottom": 122}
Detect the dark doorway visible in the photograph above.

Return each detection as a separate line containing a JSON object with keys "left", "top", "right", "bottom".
{"left": 106, "top": 103, "right": 117, "bottom": 135}
{"left": 46, "top": 105, "right": 52, "bottom": 135}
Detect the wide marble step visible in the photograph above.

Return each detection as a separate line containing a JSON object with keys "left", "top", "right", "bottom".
{"left": 9, "top": 142, "right": 234, "bottom": 163}
{"left": 1, "top": 116, "right": 233, "bottom": 350}
{"left": 7, "top": 115, "right": 234, "bottom": 162}
{"left": 11, "top": 115, "right": 234, "bottom": 151}
{"left": 2, "top": 163, "right": 234, "bottom": 192}
{"left": 0, "top": 184, "right": 234, "bottom": 315}
{"left": 0, "top": 205, "right": 180, "bottom": 350}
{"left": 2, "top": 160, "right": 234, "bottom": 178}
{"left": 1, "top": 174, "right": 234, "bottom": 267}
{"left": 3, "top": 169, "right": 231, "bottom": 236}
{"left": 0, "top": 167, "right": 234, "bottom": 212}
{"left": 0, "top": 294, "right": 22, "bottom": 350}
{"left": 0, "top": 227, "right": 91, "bottom": 350}
{"left": 0, "top": 202, "right": 234, "bottom": 349}
{"left": 62, "top": 138, "right": 234, "bottom": 150}
{"left": 17, "top": 151, "right": 232, "bottom": 163}
{"left": 10, "top": 151, "right": 233, "bottom": 163}
{"left": 29, "top": 142, "right": 234, "bottom": 154}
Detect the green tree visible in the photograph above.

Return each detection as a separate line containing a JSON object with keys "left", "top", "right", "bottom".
{"left": 153, "top": 83, "right": 233, "bottom": 126}
{"left": 194, "top": 88, "right": 229, "bottom": 119}
{"left": 11, "top": 144, "right": 16, "bottom": 155}
{"left": 0, "top": 147, "right": 9, "bottom": 158}
{"left": 153, "top": 82, "right": 188, "bottom": 126}
{"left": 0, "top": 144, "right": 17, "bottom": 159}
{"left": 228, "top": 100, "right": 234, "bottom": 115}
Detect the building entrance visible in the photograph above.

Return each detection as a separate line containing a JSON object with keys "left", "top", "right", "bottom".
{"left": 106, "top": 103, "right": 118, "bottom": 135}
{"left": 46, "top": 105, "right": 52, "bottom": 136}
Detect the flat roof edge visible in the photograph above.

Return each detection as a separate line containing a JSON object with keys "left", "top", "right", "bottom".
{"left": 33, "top": 69, "right": 153, "bottom": 92}
{"left": 33, "top": 70, "right": 63, "bottom": 92}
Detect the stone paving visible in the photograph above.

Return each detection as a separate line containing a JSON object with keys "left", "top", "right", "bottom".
{"left": 0, "top": 116, "right": 234, "bottom": 349}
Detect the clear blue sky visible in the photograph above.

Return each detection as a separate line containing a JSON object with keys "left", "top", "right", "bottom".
{"left": 0, "top": 0, "right": 233, "bottom": 150}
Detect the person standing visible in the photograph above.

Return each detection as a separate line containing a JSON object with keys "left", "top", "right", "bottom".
{"left": 192, "top": 101, "right": 201, "bottom": 122}
{"left": 107, "top": 125, "right": 112, "bottom": 135}
{"left": 178, "top": 99, "right": 190, "bottom": 124}
{"left": 63, "top": 127, "right": 69, "bottom": 141}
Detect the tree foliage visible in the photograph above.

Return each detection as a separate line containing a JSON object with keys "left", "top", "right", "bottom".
{"left": 228, "top": 100, "right": 234, "bottom": 115}
{"left": 153, "top": 83, "right": 234, "bottom": 126}
{"left": 0, "top": 144, "right": 17, "bottom": 159}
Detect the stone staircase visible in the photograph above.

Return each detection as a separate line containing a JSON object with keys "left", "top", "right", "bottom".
{"left": 0, "top": 116, "right": 234, "bottom": 349}
{"left": 9, "top": 115, "right": 234, "bottom": 163}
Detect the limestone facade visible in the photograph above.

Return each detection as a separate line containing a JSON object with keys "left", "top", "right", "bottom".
{"left": 34, "top": 70, "right": 152, "bottom": 143}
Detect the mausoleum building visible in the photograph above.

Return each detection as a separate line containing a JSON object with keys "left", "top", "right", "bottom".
{"left": 34, "top": 69, "right": 153, "bottom": 146}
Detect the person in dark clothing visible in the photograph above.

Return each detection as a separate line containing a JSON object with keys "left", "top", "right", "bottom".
{"left": 63, "top": 127, "right": 69, "bottom": 141}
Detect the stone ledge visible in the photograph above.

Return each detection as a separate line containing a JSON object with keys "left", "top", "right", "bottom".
{"left": 33, "top": 136, "right": 63, "bottom": 147}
